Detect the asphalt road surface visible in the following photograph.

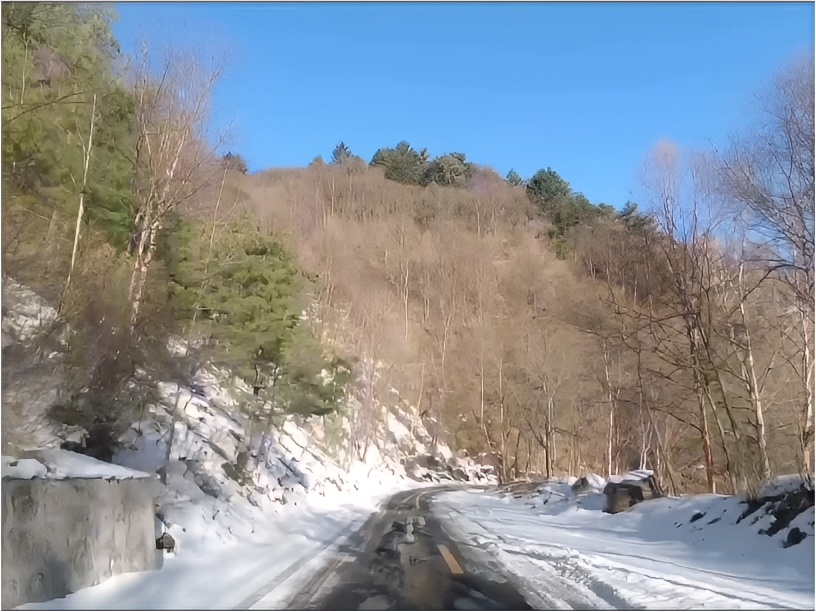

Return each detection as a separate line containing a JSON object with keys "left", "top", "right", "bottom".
{"left": 253, "top": 487, "right": 532, "bottom": 611}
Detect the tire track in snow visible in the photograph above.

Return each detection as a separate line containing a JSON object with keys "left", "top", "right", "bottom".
{"left": 237, "top": 509, "right": 375, "bottom": 609}
{"left": 541, "top": 549, "right": 804, "bottom": 611}
{"left": 435, "top": 504, "right": 638, "bottom": 610}
{"left": 435, "top": 500, "right": 802, "bottom": 611}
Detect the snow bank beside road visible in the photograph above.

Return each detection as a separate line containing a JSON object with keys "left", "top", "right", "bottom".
{"left": 2, "top": 450, "right": 149, "bottom": 480}
{"left": 16, "top": 496, "right": 382, "bottom": 610}
{"left": 434, "top": 482, "right": 814, "bottom": 610}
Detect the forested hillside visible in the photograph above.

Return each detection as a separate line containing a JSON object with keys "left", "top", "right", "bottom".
{"left": 2, "top": 3, "right": 812, "bottom": 496}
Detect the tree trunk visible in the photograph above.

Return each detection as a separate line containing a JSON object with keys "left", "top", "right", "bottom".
{"left": 403, "top": 261, "right": 410, "bottom": 343}
{"left": 603, "top": 340, "right": 615, "bottom": 477}
{"left": 524, "top": 436, "right": 532, "bottom": 478}
{"left": 737, "top": 267, "right": 771, "bottom": 481}
{"left": 799, "top": 303, "right": 814, "bottom": 474}
{"left": 498, "top": 357, "right": 508, "bottom": 479}
{"left": 688, "top": 325, "right": 716, "bottom": 493}
{"left": 60, "top": 93, "right": 97, "bottom": 314}
{"left": 191, "top": 163, "right": 229, "bottom": 328}
{"left": 546, "top": 394, "right": 555, "bottom": 477}
{"left": 696, "top": 385, "right": 715, "bottom": 493}
{"left": 129, "top": 220, "right": 161, "bottom": 330}
{"left": 706, "top": 385, "right": 738, "bottom": 494}
{"left": 412, "top": 362, "right": 424, "bottom": 439}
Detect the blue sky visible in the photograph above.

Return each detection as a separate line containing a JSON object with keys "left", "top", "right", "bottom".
{"left": 113, "top": 2, "right": 813, "bottom": 209}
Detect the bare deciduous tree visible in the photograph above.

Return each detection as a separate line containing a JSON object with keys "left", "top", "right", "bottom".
{"left": 718, "top": 53, "right": 815, "bottom": 473}
{"left": 127, "top": 45, "right": 226, "bottom": 330}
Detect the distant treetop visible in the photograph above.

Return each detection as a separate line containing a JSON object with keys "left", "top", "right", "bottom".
{"left": 222, "top": 152, "right": 248, "bottom": 174}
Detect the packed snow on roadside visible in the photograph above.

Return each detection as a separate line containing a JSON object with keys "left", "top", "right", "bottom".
{"left": 16, "top": 488, "right": 387, "bottom": 611}
{"left": 433, "top": 477, "right": 814, "bottom": 610}
{"left": 2, "top": 450, "right": 149, "bottom": 481}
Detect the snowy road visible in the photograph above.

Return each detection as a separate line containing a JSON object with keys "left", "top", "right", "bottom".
{"left": 253, "top": 483, "right": 813, "bottom": 611}
{"left": 249, "top": 486, "right": 532, "bottom": 610}
{"left": 16, "top": 481, "right": 813, "bottom": 610}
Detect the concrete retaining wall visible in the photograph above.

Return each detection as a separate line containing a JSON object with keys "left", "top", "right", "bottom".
{"left": 1, "top": 477, "right": 160, "bottom": 609}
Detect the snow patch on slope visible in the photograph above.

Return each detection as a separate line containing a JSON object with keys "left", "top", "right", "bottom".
{"left": 105, "top": 346, "right": 492, "bottom": 562}
{"left": 760, "top": 473, "right": 814, "bottom": 498}
{"left": 2, "top": 279, "right": 61, "bottom": 345}
{"left": 2, "top": 450, "right": 148, "bottom": 480}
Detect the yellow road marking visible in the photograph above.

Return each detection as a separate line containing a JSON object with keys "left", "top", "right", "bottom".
{"left": 437, "top": 544, "right": 464, "bottom": 575}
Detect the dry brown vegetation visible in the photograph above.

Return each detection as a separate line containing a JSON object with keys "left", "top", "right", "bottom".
{"left": 216, "top": 52, "right": 812, "bottom": 493}
{"left": 3, "top": 4, "right": 809, "bottom": 494}
{"left": 214, "top": 60, "right": 812, "bottom": 492}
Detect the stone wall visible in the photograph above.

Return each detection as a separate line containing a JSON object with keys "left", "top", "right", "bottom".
{"left": 1, "top": 477, "right": 160, "bottom": 609}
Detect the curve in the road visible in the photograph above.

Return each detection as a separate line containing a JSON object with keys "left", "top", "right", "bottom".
{"left": 252, "top": 487, "right": 532, "bottom": 611}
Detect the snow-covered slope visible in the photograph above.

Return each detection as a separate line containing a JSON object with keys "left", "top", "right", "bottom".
{"left": 433, "top": 477, "right": 814, "bottom": 610}
{"left": 108, "top": 357, "right": 493, "bottom": 544}
{"left": 3, "top": 279, "right": 496, "bottom": 609}
{"left": 2, "top": 279, "right": 63, "bottom": 345}
{"left": 11, "top": 359, "right": 494, "bottom": 610}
